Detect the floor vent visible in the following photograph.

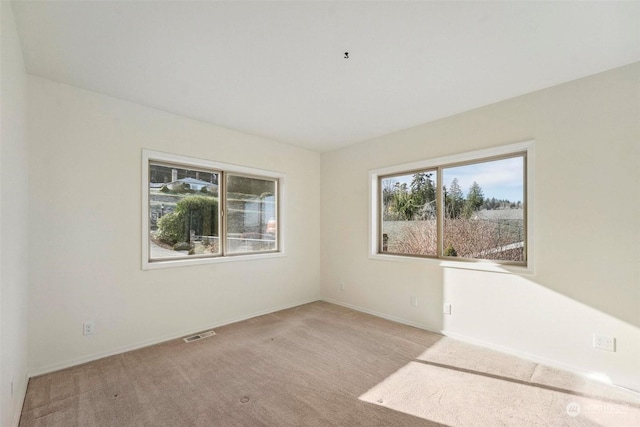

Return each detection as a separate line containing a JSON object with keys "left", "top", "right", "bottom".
{"left": 183, "top": 330, "right": 216, "bottom": 343}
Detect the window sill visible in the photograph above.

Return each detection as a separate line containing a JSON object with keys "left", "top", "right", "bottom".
{"left": 143, "top": 251, "right": 286, "bottom": 270}
{"left": 369, "top": 253, "right": 533, "bottom": 275}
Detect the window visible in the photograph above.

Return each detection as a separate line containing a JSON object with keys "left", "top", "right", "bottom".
{"left": 371, "top": 141, "right": 533, "bottom": 270}
{"left": 381, "top": 170, "right": 438, "bottom": 257}
{"left": 142, "top": 150, "right": 283, "bottom": 269}
{"left": 225, "top": 174, "right": 278, "bottom": 254}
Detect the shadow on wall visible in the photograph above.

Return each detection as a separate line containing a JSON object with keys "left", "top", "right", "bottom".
{"left": 439, "top": 266, "right": 640, "bottom": 391}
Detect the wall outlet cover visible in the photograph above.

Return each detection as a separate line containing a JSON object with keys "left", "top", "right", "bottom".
{"left": 83, "top": 320, "right": 95, "bottom": 335}
{"left": 593, "top": 334, "right": 615, "bottom": 352}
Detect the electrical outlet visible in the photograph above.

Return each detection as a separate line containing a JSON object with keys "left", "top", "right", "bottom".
{"left": 83, "top": 320, "right": 95, "bottom": 335}
{"left": 340, "top": 282, "right": 345, "bottom": 291}
{"left": 593, "top": 334, "right": 615, "bottom": 352}
{"left": 410, "top": 296, "right": 418, "bottom": 307}
{"left": 443, "top": 303, "right": 452, "bottom": 315}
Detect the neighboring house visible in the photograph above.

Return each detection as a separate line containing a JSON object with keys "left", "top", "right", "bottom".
{"left": 167, "top": 177, "right": 218, "bottom": 192}
{"left": 472, "top": 208, "right": 524, "bottom": 221}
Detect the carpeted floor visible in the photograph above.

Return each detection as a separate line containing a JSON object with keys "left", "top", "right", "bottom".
{"left": 20, "top": 301, "right": 640, "bottom": 426}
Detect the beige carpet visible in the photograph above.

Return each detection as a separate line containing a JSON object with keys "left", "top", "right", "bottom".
{"left": 20, "top": 302, "right": 640, "bottom": 426}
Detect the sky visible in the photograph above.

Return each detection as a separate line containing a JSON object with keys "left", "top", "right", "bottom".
{"left": 385, "top": 156, "right": 524, "bottom": 204}
{"left": 443, "top": 156, "right": 524, "bottom": 203}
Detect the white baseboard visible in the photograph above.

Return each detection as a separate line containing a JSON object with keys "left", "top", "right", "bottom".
{"left": 321, "top": 297, "right": 640, "bottom": 394}
{"left": 441, "top": 330, "right": 640, "bottom": 394}
{"left": 321, "top": 297, "right": 441, "bottom": 334}
{"left": 11, "top": 371, "right": 29, "bottom": 427}
{"left": 28, "top": 297, "right": 320, "bottom": 378}
{"left": 440, "top": 330, "right": 582, "bottom": 374}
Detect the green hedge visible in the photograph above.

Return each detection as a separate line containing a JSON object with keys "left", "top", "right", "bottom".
{"left": 156, "top": 195, "right": 218, "bottom": 245}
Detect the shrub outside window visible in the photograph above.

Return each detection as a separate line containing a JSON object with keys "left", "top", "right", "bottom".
{"left": 372, "top": 141, "right": 533, "bottom": 270}
{"left": 142, "top": 150, "right": 283, "bottom": 269}
{"left": 149, "top": 163, "right": 221, "bottom": 260}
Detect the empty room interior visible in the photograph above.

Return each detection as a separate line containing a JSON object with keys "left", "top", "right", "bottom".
{"left": 1, "top": 1, "right": 640, "bottom": 426}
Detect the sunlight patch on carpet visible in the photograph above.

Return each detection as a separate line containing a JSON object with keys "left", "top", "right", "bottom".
{"left": 359, "top": 361, "right": 640, "bottom": 426}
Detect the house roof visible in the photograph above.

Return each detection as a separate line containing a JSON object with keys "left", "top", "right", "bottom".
{"left": 175, "top": 178, "right": 217, "bottom": 187}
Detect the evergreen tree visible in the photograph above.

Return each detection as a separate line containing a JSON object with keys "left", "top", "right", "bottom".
{"left": 446, "top": 178, "right": 464, "bottom": 218}
{"left": 381, "top": 179, "right": 397, "bottom": 220}
{"left": 410, "top": 172, "right": 436, "bottom": 219}
{"left": 391, "top": 182, "right": 418, "bottom": 220}
{"left": 463, "top": 181, "right": 484, "bottom": 218}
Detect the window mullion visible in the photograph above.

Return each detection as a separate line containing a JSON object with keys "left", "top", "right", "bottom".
{"left": 522, "top": 154, "right": 528, "bottom": 262}
{"left": 220, "top": 171, "right": 226, "bottom": 257}
{"left": 436, "top": 167, "right": 443, "bottom": 258}
{"left": 378, "top": 176, "right": 383, "bottom": 253}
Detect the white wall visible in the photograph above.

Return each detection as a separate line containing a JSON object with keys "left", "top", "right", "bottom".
{"left": 320, "top": 63, "right": 640, "bottom": 390}
{"left": 8, "top": 11, "right": 640, "bottom": 413}
{"left": 27, "top": 76, "right": 321, "bottom": 374}
{"left": 1, "top": 2, "right": 30, "bottom": 426}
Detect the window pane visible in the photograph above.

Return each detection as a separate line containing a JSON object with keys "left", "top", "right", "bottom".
{"left": 226, "top": 175, "right": 278, "bottom": 254}
{"left": 380, "top": 171, "right": 437, "bottom": 256}
{"left": 442, "top": 156, "right": 525, "bottom": 262}
{"left": 149, "top": 163, "right": 220, "bottom": 260}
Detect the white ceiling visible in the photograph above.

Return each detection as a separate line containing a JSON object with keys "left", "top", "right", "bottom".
{"left": 11, "top": 1, "right": 640, "bottom": 152}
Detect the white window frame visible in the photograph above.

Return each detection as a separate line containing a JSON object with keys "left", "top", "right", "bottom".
{"left": 142, "top": 149, "right": 286, "bottom": 270}
{"left": 369, "top": 141, "right": 535, "bottom": 274}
